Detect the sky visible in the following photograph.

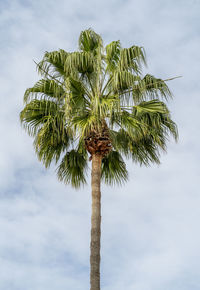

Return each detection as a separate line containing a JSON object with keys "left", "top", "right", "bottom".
{"left": 0, "top": 0, "right": 200, "bottom": 289}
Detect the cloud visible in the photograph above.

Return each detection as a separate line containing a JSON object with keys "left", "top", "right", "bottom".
{"left": 0, "top": 0, "right": 200, "bottom": 289}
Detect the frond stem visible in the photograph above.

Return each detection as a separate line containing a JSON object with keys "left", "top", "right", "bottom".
{"left": 86, "top": 73, "right": 95, "bottom": 97}
{"left": 33, "top": 60, "right": 63, "bottom": 85}
{"left": 118, "top": 75, "right": 182, "bottom": 96}
{"left": 101, "top": 76, "right": 113, "bottom": 95}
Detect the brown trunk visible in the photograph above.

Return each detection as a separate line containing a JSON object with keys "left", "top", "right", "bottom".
{"left": 90, "top": 154, "right": 102, "bottom": 290}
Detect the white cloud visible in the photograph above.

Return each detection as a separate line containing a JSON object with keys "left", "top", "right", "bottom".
{"left": 0, "top": 0, "right": 200, "bottom": 289}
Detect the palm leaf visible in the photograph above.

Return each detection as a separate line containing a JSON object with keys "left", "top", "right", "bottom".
{"left": 112, "top": 71, "right": 140, "bottom": 93}
{"left": 118, "top": 46, "right": 146, "bottom": 73}
{"left": 101, "top": 151, "right": 128, "bottom": 185}
{"left": 57, "top": 150, "right": 87, "bottom": 188}
{"left": 133, "top": 74, "right": 172, "bottom": 102}
{"left": 20, "top": 99, "right": 63, "bottom": 136}
{"left": 24, "top": 79, "right": 65, "bottom": 103}
{"left": 134, "top": 100, "right": 169, "bottom": 114}
{"left": 110, "top": 129, "right": 161, "bottom": 165}
{"left": 79, "top": 29, "right": 103, "bottom": 53}
{"left": 71, "top": 112, "right": 97, "bottom": 137}
{"left": 37, "top": 49, "right": 69, "bottom": 78}
{"left": 64, "top": 51, "right": 95, "bottom": 76}
{"left": 105, "top": 40, "right": 121, "bottom": 72}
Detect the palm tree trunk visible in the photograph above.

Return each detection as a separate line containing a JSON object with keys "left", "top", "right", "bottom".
{"left": 90, "top": 154, "right": 102, "bottom": 290}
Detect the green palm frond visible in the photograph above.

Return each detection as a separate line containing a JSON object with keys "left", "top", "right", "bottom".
{"left": 37, "top": 49, "right": 69, "bottom": 78}
{"left": 134, "top": 99, "right": 169, "bottom": 114}
{"left": 132, "top": 74, "right": 172, "bottom": 102}
{"left": 34, "top": 124, "right": 70, "bottom": 168}
{"left": 109, "top": 129, "right": 132, "bottom": 156}
{"left": 161, "top": 116, "right": 178, "bottom": 141}
{"left": 132, "top": 101, "right": 178, "bottom": 142}
{"left": 105, "top": 40, "right": 121, "bottom": 72}
{"left": 101, "top": 151, "right": 128, "bottom": 185}
{"left": 64, "top": 51, "right": 95, "bottom": 76}
{"left": 131, "top": 137, "right": 161, "bottom": 166}
{"left": 34, "top": 113, "right": 71, "bottom": 166}
{"left": 143, "top": 74, "right": 172, "bottom": 99}
{"left": 57, "top": 149, "right": 88, "bottom": 188}
{"left": 24, "top": 79, "right": 65, "bottom": 103}
{"left": 68, "top": 77, "right": 91, "bottom": 106}
{"left": 71, "top": 112, "right": 97, "bottom": 137}
{"left": 111, "top": 110, "right": 144, "bottom": 139}
{"left": 118, "top": 46, "right": 146, "bottom": 73}
{"left": 110, "top": 129, "right": 161, "bottom": 165}
{"left": 112, "top": 71, "right": 140, "bottom": 93}
{"left": 79, "top": 29, "right": 103, "bottom": 53}
{"left": 97, "top": 95, "right": 120, "bottom": 118}
{"left": 20, "top": 99, "right": 63, "bottom": 136}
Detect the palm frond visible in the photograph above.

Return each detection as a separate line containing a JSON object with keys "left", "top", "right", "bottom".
{"left": 105, "top": 40, "right": 121, "bottom": 72}
{"left": 101, "top": 151, "right": 128, "bottom": 185}
{"left": 131, "top": 137, "right": 161, "bottom": 166}
{"left": 143, "top": 74, "right": 172, "bottom": 99}
{"left": 134, "top": 100, "right": 169, "bottom": 114}
{"left": 34, "top": 123, "right": 70, "bottom": 168}
{"left": 151, "top": 114, "right": 178, "bottom": 142}
{"left": 118, "top": 46, "right": 146, "bottom": 73}
{"left": 111, "top": 110, "right": 144, "bottom": 139}
{"left": 133, "top": 100, "right": 178, "bottom": 142}
{"left": 79, "top": 29, "right": 103, "bottom": 53}
{"left": 57, "top": 150, "right": 87, "bottom": 188}
{"left": 24, "top": 79, "right": 65, "bottom": 103}
{"left": 34, "top": 110, "right": 71, "bottom": 166}
{"left": 69, "top": 77, "right": 91, "bottom": 105}
{"left": 110, "top": 129, "right": 161, "bottom": 165}
{"left": 71, "top": 112, "right": 97, "bottom": 137}
{"left": 20, "top": 99, "right": 63, "bottom": 136}
{"left": 97, "top": 94, "right": 120, "bottom": 118}
{"left": 64, "top": 51, "right": 95, "bottom": 76}
{"left": 37, "top": 49, "right": 69, "bottom": 78}
{"left": 112, "top": 71, "right": 140, "bottom": 93}
{"left": 132, "top": 74, "right": 172, "bottom": 102}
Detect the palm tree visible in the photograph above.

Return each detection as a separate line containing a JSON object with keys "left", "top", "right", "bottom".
{"left": 20, "top": 29, "right": 178, "bottom": 290}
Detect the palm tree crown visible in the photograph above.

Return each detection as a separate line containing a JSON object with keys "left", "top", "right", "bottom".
{"left": 20, "top": 29, "right": 178, "bottom": 187}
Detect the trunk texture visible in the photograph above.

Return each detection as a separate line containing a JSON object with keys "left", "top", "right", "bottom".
{"left": 90, "top": 154, "right": 102, "bottom": 290}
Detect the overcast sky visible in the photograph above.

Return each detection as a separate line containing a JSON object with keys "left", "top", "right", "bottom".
{"left": 0, "top": 0, "right": 200, "bottom": 289}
